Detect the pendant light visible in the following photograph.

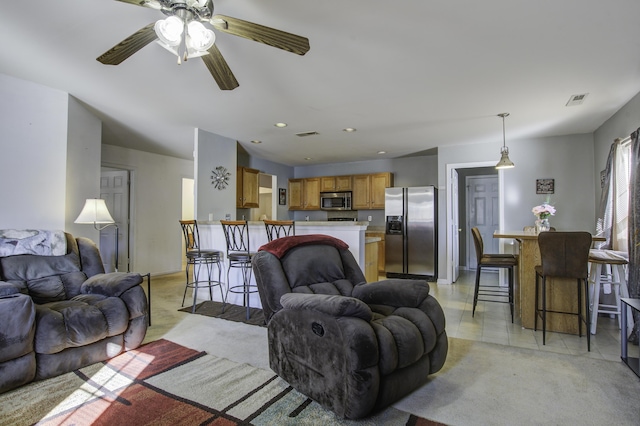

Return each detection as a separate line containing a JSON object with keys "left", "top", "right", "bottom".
{"left": 495, "top": 112, "right": 515, "bottom": 169}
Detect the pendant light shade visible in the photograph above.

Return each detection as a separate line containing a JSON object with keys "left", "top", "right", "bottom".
{"left": 495, "top": 112, "right": 514, "bottom": 169}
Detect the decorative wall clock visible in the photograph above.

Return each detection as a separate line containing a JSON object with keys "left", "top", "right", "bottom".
{"left": 211, "top": 166, "right": 231, "bottom": 190}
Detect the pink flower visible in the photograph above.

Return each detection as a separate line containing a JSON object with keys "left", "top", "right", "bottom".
{"left": 532, "top": 203, "right": 556, "bottom": 219}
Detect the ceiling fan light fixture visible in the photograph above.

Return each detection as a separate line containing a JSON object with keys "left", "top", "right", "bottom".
{"left": 187, "top": 21, "right": 216, "bottom": 51}
{"left": 154, "top": 16, "right": 184, "bottom": 47}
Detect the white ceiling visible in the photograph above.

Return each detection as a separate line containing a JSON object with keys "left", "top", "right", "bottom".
{"left": 2, "top": 0, "right": 640, "bottom": 166}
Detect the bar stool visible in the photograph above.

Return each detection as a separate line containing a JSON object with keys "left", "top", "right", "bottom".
{"left": 264, "top": 220, "right": 295, "bottom": 241}
{"left": 588, "top": 249, "right": 631, "bottom": 335}
{"left": 471, "top": 227, "right": 517, "bottom": 322}
{"left": 534, "top": 231, "right": 591, "bottom": 350}
{"left": 220, "top": 220, "right": 257, "bottom": 320}
{"left": 179, "top": 220, "right": 225, "bottom": 313}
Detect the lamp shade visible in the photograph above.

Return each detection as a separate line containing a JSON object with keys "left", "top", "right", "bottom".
{"left": 495, "top": 146, "right": 515, "bottom": 169}
{"left": 75, "top": 199, "right": 115, "bottom": 224}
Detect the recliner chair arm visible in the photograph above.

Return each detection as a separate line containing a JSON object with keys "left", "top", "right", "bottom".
{"left": 280, "top": 293, "right": 372, "bottom": 321}
{"left": 81, "top": 272, "right": 143, "bottom": 298}
{"left": 0, "top": 281, "right": 20, "bottom": 297}
{"left": 352, "top": 279, "right": 431, "bottom": 308}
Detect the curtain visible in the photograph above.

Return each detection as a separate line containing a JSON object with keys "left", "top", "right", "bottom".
{"left": 628, "top": 128, "right": 640, "bottom": 344}
{"left": 596, "top": 139, "right": 630, "bottom": 250}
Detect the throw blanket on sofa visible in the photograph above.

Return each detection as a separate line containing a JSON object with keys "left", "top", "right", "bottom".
{"left": 0, "top": 229, "right": 66, "bottom": 257}
{"left": 259, "top": 234, "right": 349, "bottom": 258}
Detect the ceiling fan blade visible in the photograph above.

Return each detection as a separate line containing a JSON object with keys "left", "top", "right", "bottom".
{"left": 113, "top": 0, "right": 163, "bottom": 9}
{"left": 201, "top": 44, "right": 239, "bottom": 90}
{"left": 211, "top": 14, "right": 310, "bottom": 56}
{"left": 97, "top": 23, "right": 158, "bottom": 65}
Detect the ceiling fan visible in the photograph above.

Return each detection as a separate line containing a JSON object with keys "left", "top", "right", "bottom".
{"left": 97, "top": 0, "right": 310, "bottom": 90}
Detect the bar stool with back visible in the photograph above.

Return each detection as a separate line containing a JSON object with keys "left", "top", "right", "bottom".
{"left": 535, "top": 231, "right": 592, "bottom": 351}
{"left": 471, "top": 227, "right": 518, "bottom": 322}
{"left": 263, "top": 220, "right": 295, "bottom": 242}
{"left": 179, "top": 220, "right": 225, "bottom": 313}
{"left": 220, "top": 220, "right": 257, "bottom": 320}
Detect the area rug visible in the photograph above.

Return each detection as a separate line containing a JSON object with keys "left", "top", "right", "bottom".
{"left": 0, "top": 339, "right": 444, "bottom": 426}
{"left": 179, "top": 300, "right": 266, "bottom": 327}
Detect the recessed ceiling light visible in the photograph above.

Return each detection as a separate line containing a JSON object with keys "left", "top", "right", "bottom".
{"left": 343, "top": 127, "right": 357, "bottom": 132}
{"left": 251, "top": 140, "right": 262, "bottom": 144}
{"left": 304, "top": 157, "right": 312, "bottom": 161}
{"left": 377, "top": 151, "right": 386, "bottom": 155}
{"left": 274, "top": 122, "right": 288, "bottom": 128}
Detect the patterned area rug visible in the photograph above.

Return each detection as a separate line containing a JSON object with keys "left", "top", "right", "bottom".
{"left": 179, "top": 300, "right": 266, "bottom": 327}
{"left": 0, "top": 339, "right": 445, "bottom": 426}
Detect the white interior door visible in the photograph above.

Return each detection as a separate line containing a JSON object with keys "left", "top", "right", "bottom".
{"left": 100, "top": 170, "right": 130, "bottom": 272}
{"left": 467, "top": 175, "right": 499, "bottom": 269}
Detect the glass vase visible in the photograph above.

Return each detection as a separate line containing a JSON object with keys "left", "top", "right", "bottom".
{"left": 535, "top": 218, "right": 550, "bottom": 233}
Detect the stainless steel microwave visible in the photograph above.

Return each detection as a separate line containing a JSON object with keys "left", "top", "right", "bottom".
{"left": 320, "top": 191, "right": 352, "bottom": 211}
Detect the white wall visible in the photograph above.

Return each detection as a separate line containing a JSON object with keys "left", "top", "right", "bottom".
{"left": 0, "top": 74, "right": 69, "bottom": 229}
{"left": 65, "top": 96, "right": 102, "bottom": 242}
{"left": 195, "top": 129, "right": 237, "bottom": 221}
{"left": 102, "top": 144, "right": 194, "bottom": 275}
{"left": 0, "top": 75, "right": 102, "bottom": 236}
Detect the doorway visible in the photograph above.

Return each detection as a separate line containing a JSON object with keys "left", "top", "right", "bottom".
{"left": 445, "top": 162, "right": 504, "bottom": 285}
{"left": 466, "top": 174, "right": 499, "bottom": 269}
{"left": 250, "top": 173, "right": 278, "bottom": 221}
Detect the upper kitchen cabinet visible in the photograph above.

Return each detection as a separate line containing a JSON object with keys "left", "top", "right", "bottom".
{"left": 320, "top": 175, "right": 352, "bottom": 192}
{"left": 237, "top": 166, "right": 260, "bottom": 208}
{"left": 288, "top": 177, "right": 321, "bottom": 210}
{"left": 353, "top": 172, "right": 394, "bottom": 210}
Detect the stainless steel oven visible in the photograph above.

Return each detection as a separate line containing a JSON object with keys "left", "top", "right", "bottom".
{"left": 320, "top": 192, "right": 352, "bottom": 211}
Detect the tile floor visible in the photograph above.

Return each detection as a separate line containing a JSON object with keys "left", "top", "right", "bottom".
{"left": 435, "top": 269, "right": 636, "bottom": 362}
{"left": 145, "top": 268, "right": 638, "bottom": 362}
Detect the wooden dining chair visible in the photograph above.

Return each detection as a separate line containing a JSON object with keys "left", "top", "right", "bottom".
{"left": 471, "top": 227, "right": 518, "bottom": 322}
{"left": 534, "top": 231, "right": 592, "bottom": 351}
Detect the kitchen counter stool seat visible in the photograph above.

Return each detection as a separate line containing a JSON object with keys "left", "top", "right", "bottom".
{"left": 535, "top": 231, "right": 592, "bottom": 351}
{"left": 588, "top": 249, "right": 632, "bottom": 335}
{"left": 221, "top": 220, "right": 257, "bottom": 320}
{"left": 471, "top": 227, "right": 517, "bottom": 322}
{"left": 180, "top": 220, "right": 225, "bottom": 314}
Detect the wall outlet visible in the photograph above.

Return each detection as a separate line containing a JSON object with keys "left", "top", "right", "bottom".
{"left": 367, "top": 215, "right": 372, "bottom": 221}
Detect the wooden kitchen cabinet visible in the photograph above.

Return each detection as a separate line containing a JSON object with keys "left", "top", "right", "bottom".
{"left": 288, "top": 177, "right": 321, "bottom": 210}
{"left": 321, "top": 175, "right": 352, "bottom": 192}
{"left": 352, "top": 173, "right": 393, "bottom": 210}
{"left": 236, "top": 166, "right": 260, "bottom": 208}
{"left": 364, "top": 238, "right": 379, "bottom": 282}
{"left": 366, "top": 231, "right": 386, "bottom": 275}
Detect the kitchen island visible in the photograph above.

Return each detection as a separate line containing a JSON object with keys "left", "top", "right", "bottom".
{"left": 197, "top": 221, "right": 369, "bottom": 308}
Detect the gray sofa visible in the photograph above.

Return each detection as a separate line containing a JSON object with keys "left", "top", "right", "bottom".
{"left": 252, "top": 235, "right": 448, "bottom": 419}
{"left": 0, "top": 232, "right": 147, "bottom": 394}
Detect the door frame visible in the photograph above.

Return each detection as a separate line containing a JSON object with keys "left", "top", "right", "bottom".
{"left": 445, "top": 161, "right": 505, "bottom": 285}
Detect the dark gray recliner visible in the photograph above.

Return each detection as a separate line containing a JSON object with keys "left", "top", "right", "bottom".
{"left": 252, "top": 235, "right": 448, "bottom": 419}
{"left": 0, "top": 232, "right": 147, "bottom": 394}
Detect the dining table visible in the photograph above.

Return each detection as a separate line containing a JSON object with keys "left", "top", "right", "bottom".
{"left": 493, "top": 230, "right": 605, "bottom": 334}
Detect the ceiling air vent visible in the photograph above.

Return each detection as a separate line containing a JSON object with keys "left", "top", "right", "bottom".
{"left": 296, "top": 131, "right": 320, "bottom": 137}
{"left": 566, "top": 93, "right": 589, "bottom": 106}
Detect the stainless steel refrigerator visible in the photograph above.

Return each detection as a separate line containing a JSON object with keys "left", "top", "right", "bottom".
{"left": 385, "top": 186, "right": 437, "bottom": 280}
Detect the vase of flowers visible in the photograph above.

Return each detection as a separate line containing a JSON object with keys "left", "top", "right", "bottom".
{"left": 532, "top": 202, "right": 556, "bottom": 233}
